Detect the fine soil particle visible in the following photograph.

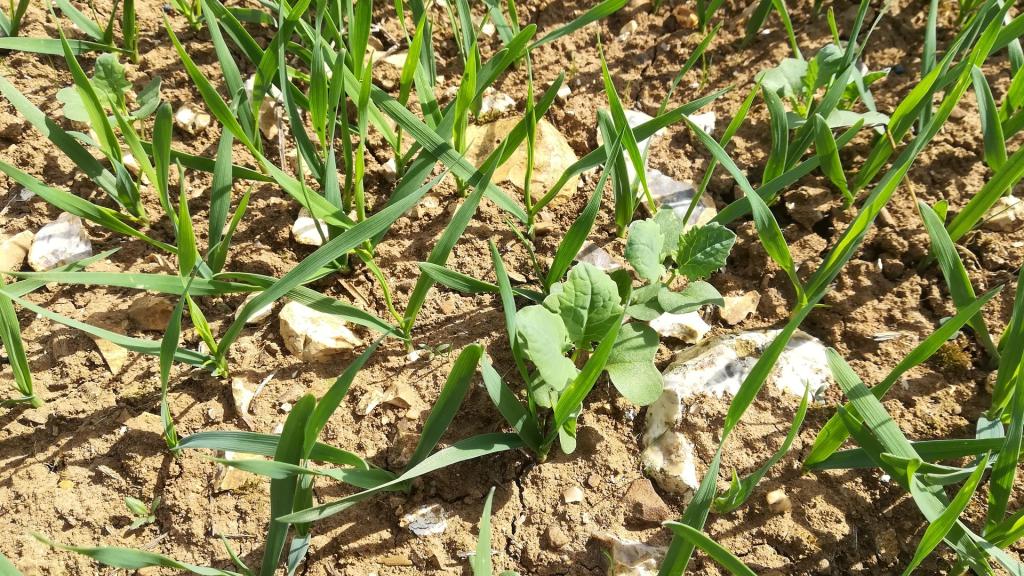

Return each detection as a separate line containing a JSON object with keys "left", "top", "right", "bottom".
{"left": 1, "top": 0, "right": 1022, "bottom": 575}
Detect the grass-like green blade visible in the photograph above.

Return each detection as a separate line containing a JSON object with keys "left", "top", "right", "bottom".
{"left": 970, "top": 66, "right": 1007, "bottom": 170}
{"left": 214, "top": 177, "right": 430, "bottom": 364}
{"left": 260, "top": 394, "right": 315, "bottom": 576}
{"left": 159, "top": 289, "right": 188, "bottom": 449}
{"left": 0, "top": 551, "right": 21, "bottom": 576}
{"left": 416, "top": 263, "right": 542, "bottom": 301}
{"left": 0, "top": 75, "right": 118, "bottom": 199}
{"left": 0, "top": 38, "right": 117, "bottom": 55}
{"left": 480, "top": 354, "right": 542, "bottom": 454}
{"left": 177, "top": 431, "right": 374, "bottom": 470}
{"left": 405, "top": 345, "right": 482, "bottom": 469}
{"left": 804, "top": 287, "right": 1001, "bottom": 467}
{"left": 599, "top": 43, "right": 652, "bottom": 213}
{"left": 528, "top": 0, "right": 626, "bottom": 49}
{"left": 663, "top": 523, "right": 756, "bottom": 576}
{"left": 827, "top": 349, "right": 995, "bottom": 573}
{"left": 902, "top": 453, "right": 990, "bottom": 575}
{"left": 279, "top": 433, "right": 524, "bottom": 523}
{"left": 402, "top": 144, "right": 504, "bottom": 336}
{"left": 809, "top": 437, "right": 1005, "bottom": 470}
{"left": 986, "top": 370, "right": 1024, "bottom": 529}
{"left": 813, "top": 114, "right": 856, "bottom": 206}
{"left": 207, "top": 131, "right": 234, "bottom": 268}
{"left": 918, "top": 200, "right": 999, "bottom": 361}
{"left": 489, "top": 239, "right": 534, "bottom": 391}
{"left": 34, "top": 534, "right": 242, "bottom": 575}
{"left": 545, "top": 130, "right": 624, "bottom": 288}
{"left": 0, "top": 160, "right": 175, "bottom": 254}
{"left": 991, "top": 268, "right": 1024, "bottom": 412}
{"left": 698, "top": 84, "right": 758, "bottom": 195}
{"left": 713, "top": 387, "right": 808, "bottom": 513}
{"left": 472, "top": 487, "right": 497, "bottom": 576}
{"left": 0, "top": 286, "right": 212, "bottom": 368}
{"left": 761, "top": 87, "right": 788, "bottom": 185}
{"left": 0, "top": 288, "right": 37, "bottom": 406}
{"left": 306, "top": 337, "right": 384, "bottom": 454}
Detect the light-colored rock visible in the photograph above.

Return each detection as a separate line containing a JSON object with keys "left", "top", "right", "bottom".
{"left": 28, "top": 213, "right": 92, "bottom": 271}
{"left": 556, "top": 84, "right": 572, "bottom": 102}
{"left": 217, "top": 451, "right": 263, "bottom": 491}
{"left": 384, "top": 382, "right": 427, "bottom": 420}
{"left": 292, "top": 208, "right": 328, "bottom": 246}
{"left": 649, "top": 312, "right": 710, "bottom": 343}
{"left": 0, "top": 230, "right": 33, "bottom": 275}
{"left": 231, "top": 374, "right": 271, "bottom": 429}
{"left": 464, "top": 118, "right": 579, "bottom": 203}
{"left": 766, "top": 488, "right": 791, "bottom": 513}
{"left": 720, "top": 291, "right": 760, "bottom": 325}
{"left": 244, "top": 76, "right": 285, "bottom": 141}
{"left": 644, "top": 170, "right": 717, "bottom": 228}
{"left": 236, "top": 293, "right": 275, "bottom": 325}
{"left": 642, "top": 330, "right": 832, "bottom": 498}
{"left": 478, "top": 88, "right": 515, "bottom": 119}
{"left": 401, "top": 503, "right": 447, "bottom": 536}
{"left": 618, "top": 20, "right": 638, "bottom": 41}
{"left": 596, "top": 533, "right": 666, "bottom": 576}
{"left": 983, "top": 196, "right": 1024, "bottom": 232}
{"left": 576, "top": 241, "right": 622, "bottom": 272}
{"left": 481, "top": 22, "right": 496, "bottom": 37}
{"left": 689, "top": 111, "right": 717, "bottom": 135}
{"left": 92, "top": 338, "right": 128, "bottom": 374}
{"left": 562, "top": 485, "right": 584, "bottom": 504}
{"left": 127, "top": 294, "right": 174, "bottom": 331}
{"left": 279, "top": 301, "right": 362, "bottom": 361}
{"left": 174, "top": 106, "right": 211, "bottom": 134}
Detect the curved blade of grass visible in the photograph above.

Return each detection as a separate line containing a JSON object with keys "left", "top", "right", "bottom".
{"left": 918, "top": 200, "right": 998, "bottom": 361}
{"left": 827, "top": 348, "right": 995, "bottom": 574}
{"left": 416, "top": 263, "right": 542, "bottom": 301}
{"left": 804, "top": 286, "right": 1001, "bottom": 467}
{"left": 0, "top": 38, "right": 118, "bottom": 55}
{"left": 0, "top": 160, "right": 175, "bottom": 254}
{"left": 402, "top": 143, "right": 505, "bottom": 335}
{"left": 207, "top": 130, "right": 235, "bottom": 268}
{"left": 662, "top": 523, "right": 756, "bottom": 576}
{"left": 0, "top": 551, "right": 21, "bottom": 576}
{"left": 991, "top": 268, "right": 1024, "bottom": 412}
{"left": 472, "top": 487, "right": 498, "bottom": 576}
{"left": 480, "top": 354, "right": 542, "bottom": 454}
{"left": 971, "top": 66, "right": 1007, "bottom": 171}
{"left": 176, "top": 431, "right": 375, "bottom": 470}
{"left": 279, "top": 433, "right": 524, "bottom": 523}
{"left": 529, "top": 0, "right": 626, "bottom": 49}
{"left": 0, "top": 289, "right": 37, "bottom": 406}
{"left": 0, "top": 75, "right": 118, "bottom": 199}
{"left": 761, "top": 87, "right": 788, "bottom": 185}
{"left": 159, "top": 286, "right": 189, "bottom": 449}
{"left": 986, "top": 368, "right": 1024, "bottom": 529}
{"left": 713, "top": 386, "right": 808, "bottom": 513}
{"left": 903, "top": 453, "right": 990, "bottom": 575}
{"left": 698, "top": 84, "right": 759, "bottom": 195}
{"left": 810, "top": 437, "right": 1005, "bottom": 470}
{"left": 260, "top": 394, "right": 315, "bottom": 576}
{"left": 545, "top": 129, "right": 624, "bottom": 288}
{"left": 599, "top": 42, "right": 652, "bottom": 213}
{"left": 813, "top": 114, "right": 856, "bottom": 206}
{"left": 489, "top": 239, "right": 534, "bottom": 386}
{"left": 215, "top": 176, "right": 431, "bottom": 364}
{"left": 59, "top": 30, "right": 121, "bottom": 164}
{"left": 405, "top": 344, "right": 483, "bottom": 469}
{"left": 34, "top": 534, "right": 242, "bottom": 576}
{"left": 0, "top": 286, "right": 212, "bottom": 367}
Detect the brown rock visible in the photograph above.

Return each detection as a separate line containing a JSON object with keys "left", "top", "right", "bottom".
{"left": 719, "top": 291, "right": 761, "bottom": 325}
{"left": 545, "top": 524, "right": 570, "bottom": 549}
{"left": 128, "top": 294, "right": 175, "bottom": 331}
{"left": 624, "top": 478, "right": 673, "bottom": 525}
{"left": 766, "top": 488, "right": 792, "bottom": 513}
{"left": 464, "top": 118, "right": 579, "bottom": 203}
{"left": 0, "top": 230, "right": 33, "bottom": 277}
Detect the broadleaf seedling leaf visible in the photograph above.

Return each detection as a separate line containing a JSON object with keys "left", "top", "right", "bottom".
{"left": 605, "top": 322, "right": 662, "bottom": 405}
{"left": 675, "top": 223, "right": 737, "bottom": 280}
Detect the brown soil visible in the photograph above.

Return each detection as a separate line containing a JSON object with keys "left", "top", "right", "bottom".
{"left": 1, "top": 0, "right": 1022, "bottom": 575}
